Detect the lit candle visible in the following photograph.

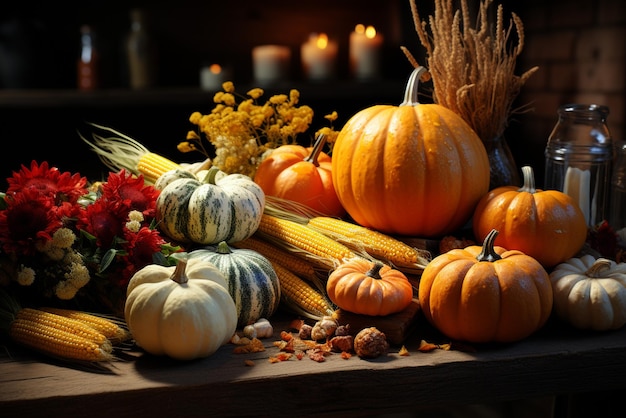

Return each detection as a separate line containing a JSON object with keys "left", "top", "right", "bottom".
{"left": 349, "top": 24, "right": 383, "bottom": 80}
{"left": 199, "top": 63, "right": 231, "bottom": 91}
{"left": 301, "top": 33, "right": 338, "bottom": 81}
{"left": 252, "top": 45, "right": 291, "bottom": 85}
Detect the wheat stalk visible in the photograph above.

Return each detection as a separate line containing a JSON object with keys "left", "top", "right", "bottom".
{"left": 404, "top": 0, "right": 538, "bottom": 141}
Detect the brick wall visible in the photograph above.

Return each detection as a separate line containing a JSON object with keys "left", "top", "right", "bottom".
{"left": 510, "top": 0, "right": 626, "bottom": 187}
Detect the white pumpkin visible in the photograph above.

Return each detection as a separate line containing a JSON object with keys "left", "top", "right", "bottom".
{"left": 124, "top": 254, "right": 237, "bottom": 360}
{"left": 550, "top": 254, "right": 626, "bottom": 331}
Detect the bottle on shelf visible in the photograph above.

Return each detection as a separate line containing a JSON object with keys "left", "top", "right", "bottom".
{"left": 77, "top": 24, "right": 100, "bottom": 91}
{"left": 126, "top": 9, "right": 157, "bottom": 90}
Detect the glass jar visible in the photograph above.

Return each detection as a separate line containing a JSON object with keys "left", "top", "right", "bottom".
{"left": 544, "top": 104, "right": 613, "bottom": 227}
{"left": 610, "top": 141, "right": 626, "bottom": 234}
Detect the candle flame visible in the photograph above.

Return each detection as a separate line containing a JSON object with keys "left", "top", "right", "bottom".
{"left": 365, "top": 25, "right": 377, "bottom": 39}
{"left": 209, "top": 64, "right": 222, "bottom": 74}
{"left": 316, "top": 33, "right": 329, "bottom": 49}
{"left": 355, "top": 24, "right": 365, "bottom": 34}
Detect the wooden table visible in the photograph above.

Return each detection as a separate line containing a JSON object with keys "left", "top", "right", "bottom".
{"left": 1, "top": 311, "right": 625, "bottom": 418}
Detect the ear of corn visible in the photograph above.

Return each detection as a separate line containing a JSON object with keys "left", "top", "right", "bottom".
{"left": 16, "top": 308, "right": 111, "bottom": 351}
{"left": 137, "top": 152, "right": 182, "bottom": 184}
{"left": 39, "top": 307, "right": 131, "bottom": 344}
{"left": 307, "top": 216, "right": 431, "bottom": 274}
{"left": 9, "top": 317, "right": 114, "bottom": 362}
{"left": 273, "top": 262, "right": 335, "bottom": 321}
{"left": 232, "top": 236, "right": 320, "bottom": 282}
{"left": 257, "top": 214, "right": 356, "bottom": 270}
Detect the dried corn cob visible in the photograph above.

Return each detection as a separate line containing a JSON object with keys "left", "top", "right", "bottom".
{"left": 40, "top": 307, "right": 131, "bottom": 344}
{"left": 9, "top": 317, "right": 114, "bottom": 362}
{"left": 232, "top": 236, "right": 320, "bottom": 282}
{"left": 137, "top": 152, "right": 182, "bottom": 184}
{"left": 257, "top": 214, "right": 356, "bottom": 269}
{"left": 273, "top": 262, "right": 335, "bottom": 320}
{"left": 307, "top": 216, "right": 430, "bottom": 273}
{"left": 16, "top": 308, "right": 111, "bottom": 350}
{"left": 79, "top": 123, "right": 181, "bottom": 184}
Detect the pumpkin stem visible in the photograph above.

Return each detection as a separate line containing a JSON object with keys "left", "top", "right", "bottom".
{"left": 304, "top": 133, "right": 327, "bottom": 167}
{"left": 216, "top": 241, "right": 233, "bottom": 255}
{"left": 518, "top": 166, "right": 537, "bottom": 193}
{"left": 201, "top": 166, "right": 222, "bottom": 185}
{"left": 586, "top": 258, "right": 613, "bottom": 277}
{"left": 400, "top": 66, "right": 429, "bottom": 107}
{"left": 366, "top": 262, "right": 385, "bottom": 279}
{"left": 476, "top": 229, "right": 502, "bottom": 262}
{"left": 171, "top": 256, "right": 190, "bottom": 285}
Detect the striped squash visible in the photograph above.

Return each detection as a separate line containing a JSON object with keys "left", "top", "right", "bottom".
{"left": 156, "top": 167, "right": 265, "bottom": 245}
{"left": 189, "top": 242, "right": 281, "bottom": 327}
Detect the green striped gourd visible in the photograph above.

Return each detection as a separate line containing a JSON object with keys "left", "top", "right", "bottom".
{"left": 189, "top": 242, "right": 281, "bottom": 327}
{"left": 155, "top": 167, "right": 265, "bottom": 245}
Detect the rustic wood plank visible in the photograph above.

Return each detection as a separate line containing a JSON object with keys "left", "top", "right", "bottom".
{"left": 1, "top": 313, "right": 625, "bottom": 418}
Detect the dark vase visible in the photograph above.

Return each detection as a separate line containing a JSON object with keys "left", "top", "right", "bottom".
{"left": 483, "top": 136, "right": 521, "bottom": 190}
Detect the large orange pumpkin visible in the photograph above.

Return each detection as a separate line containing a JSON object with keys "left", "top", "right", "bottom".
{"left": 331, "top": 66, "right": 490, "bottom": 237}
{"left": 254, "top": 133, "right": 345, "bottom": 217}
{"left": 419, "top": 229, "right": 553, "bottom": 343}
{"left": 472, "top": 165, "right": 588, "bottom": 268}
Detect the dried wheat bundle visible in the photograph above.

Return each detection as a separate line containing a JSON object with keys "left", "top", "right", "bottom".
{"left": 403, "top": 0, "right": 538, "bottom": 141}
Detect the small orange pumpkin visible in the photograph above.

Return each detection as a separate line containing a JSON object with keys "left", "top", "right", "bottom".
{"left": 331, "top": 66, "right": 490, "bottom": 237}
{"left": 472, "top": 165, "right": 588, "bottom": 268}
{"left": 419, "top": 229, "right": 553, "bottom": 343}
{"left": 326, "top": 258, "right": 414, "bottom": 316}
{"left": 254, "top": 133, "right": 345, "bottom": 217}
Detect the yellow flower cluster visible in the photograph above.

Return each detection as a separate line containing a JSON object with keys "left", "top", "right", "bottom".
{"left": 180, "top": 81, "right": 338, "bottom": 178}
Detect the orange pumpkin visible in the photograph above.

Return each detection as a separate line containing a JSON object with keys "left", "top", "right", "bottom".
{"left": 326, "top": 258, "right": 414, "bottom": 316}
{"left": 472, "top": 165, "right": 588, "bottom": 268}
{"left": 254, "top": 133, "right": 345, "bottom": 217}
{"left": 419, "top": 229, "right": 553, "bottom": 343}
{"left": 331, "top": 66, "right": 490, "bottom": 237}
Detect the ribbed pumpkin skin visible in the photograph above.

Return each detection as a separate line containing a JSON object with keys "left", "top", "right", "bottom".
{"left": 254, "top": 142, "right": 345, "bottom": 218}
{"left": 189, "top": 243, "right": 281, "bottom": 327}
{"left": 331, "top": 99, "right": 489, "bottom": 237}
{"left": 472, "top": 166, "right": 587, "bottom": 268}
{"left": 419, "top": 238, "right": 553, "bottom": 343}
{"left": 326, "top": 258, "right": 413, "bottom": 316}
{"left": 155, "top": 168, "right": 265, "bottom": 245}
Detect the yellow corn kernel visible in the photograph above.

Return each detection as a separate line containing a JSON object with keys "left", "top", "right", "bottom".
{"left": 39, "top": 307, "right": 131, "bottom": 344}
{"left": 307, "top": 216, "right": 430, "bottom": 272}
{"left": 16, "top": 308, "right": 112, "bottom": 351}
{"left": 257, "top": 214, "right": 355, "bottom": 269}
{"left": 137, "top": 152, "right": 181, "bottom": 183}
{"left": 273, "top": 263, "right": 335, "bottom": 320}
{"left": 9, "top": 318, "right": 114, "bottom": 362}
{"left": 232, "top": 236, "right": 319, "bottom": 282}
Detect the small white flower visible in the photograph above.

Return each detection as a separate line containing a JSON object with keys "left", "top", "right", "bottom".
{"left": 17, "top": 266, "right": 36, "bottom": 286}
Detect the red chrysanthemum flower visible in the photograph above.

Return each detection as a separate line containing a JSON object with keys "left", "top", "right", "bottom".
{"left": 0, "top": 189, "right": 63, "bottom": 256}
{"left": 100, "top": 169, "right": 159, "bottom": 219}
{"left": 6, "top": 160, "right": 88, "bottom": 205}
{"left": 77, "top": 198, "right": 124, "bottom": 248}
{"left": 115, "top": 226, "right": 166, "bottom": 287}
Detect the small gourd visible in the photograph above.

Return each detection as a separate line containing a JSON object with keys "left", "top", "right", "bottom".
{"left": 550, "top": 255, "right": 626, "bottom": 331}
{"left": 189, "top": 242, "right": 281, "bottom": 327}
{"left": 419, "top": 229, "right": 553, "bottom": 343}
{"left": 155, "top": 167, "right": 265, "bottom": 245}
{"left": 326, "top": 258, "right": 414, "bottom": 316}
{"left": 124, "top": 254, "right": 237, "bottom": 360}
